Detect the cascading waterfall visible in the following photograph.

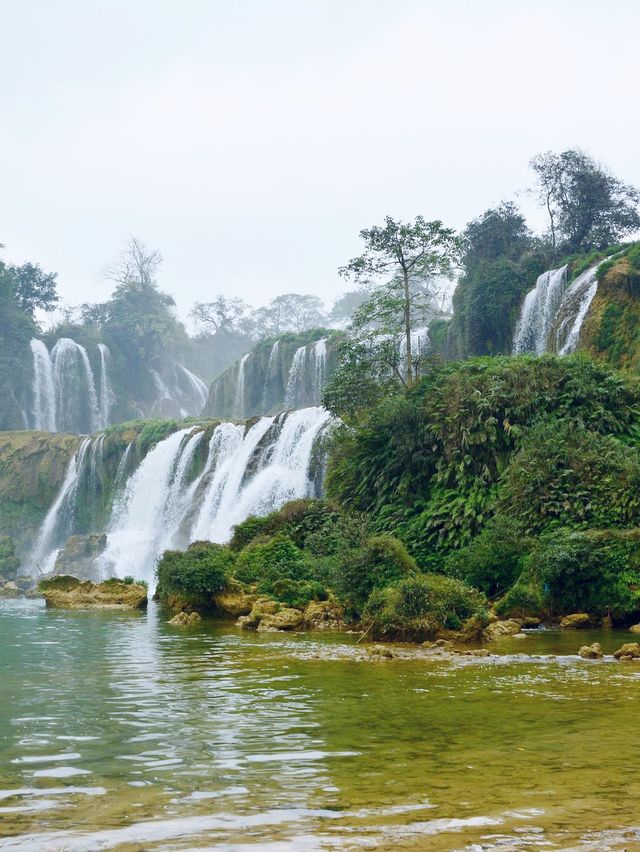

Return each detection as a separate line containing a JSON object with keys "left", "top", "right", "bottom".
{"left": 554, "top": 264, "right": 601, "bottom": 355}
{"left": 97, "top": 343, "right": 115, "bottom": 428}
{"left": 261, "top": 340, "right": 280, "bottom": 411}
{"left": 29, "top": 438, "right": 92, "bottom": 573}
{"left": 233, "top": 353, "right": 251, "bottom": 419}
{"left": 33, "top": 408, "right": 333, "bottom": 586}
{"left": 30, "top": 339, "right": 56, "bottom": 431}
{"left": 284, "top": 346, "right": 306, "bottom": 409}
{"left": 313, "top": 338, "right": 327, "bottom": 402}
{"left": 51, "top": 338, "right": 100, "bottom": 433}
{"left": 179, "top": 365, "right": 208, "bottom": 411}
{"left": 512, "top": 265, "right": 569, "bottom": 354}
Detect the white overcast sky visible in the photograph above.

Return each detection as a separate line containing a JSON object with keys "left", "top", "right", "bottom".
{"left": 1, "top": 0, "right": 638, "bottom": 321}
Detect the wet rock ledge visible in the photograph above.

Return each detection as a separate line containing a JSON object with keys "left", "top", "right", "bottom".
{"left": 40, "top": 575, "right": 148, "bottom": 610}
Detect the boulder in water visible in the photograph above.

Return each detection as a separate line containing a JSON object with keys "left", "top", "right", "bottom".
{"left": 213, "top": 580, "right": 257, "bottom": 616}
{"left": 578, "top": 642, "right": 603, "bottom": 659}
{"left": 483, "top": 619, "right": 522, "bottom": 640}
{"left": 168, "top": 611, "right": 202, "bottom": 627}
{"left": 303, "top": 600, "right": 344, "bottom": 630}
{"left": 614, "top": 642, "right": 640, "bottom": 660}
{"left": 40, "top": 575, "right": 147, "bottom": 610}
{"left": 256, "top": 607, "right": 304, "bottom": 632}
{"left": 560, "top": 613, "right": 592, "bottom": 629}
{"left": 628, "top": 624, "right": 640, "bottom": 635}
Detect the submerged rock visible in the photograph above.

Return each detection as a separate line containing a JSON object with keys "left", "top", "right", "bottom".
{"left": 168, "top": 611, "right": 202, "bottom": 627}
{"left": 614, "top": 642, "right": 640, "bottom": 660}
{"left": 367, "top": 644, "right": 394, "bottom": 659}
{"left": 578, "top": 642, "right": 603, "bottom": 659}
{"left": 40, "top": 575, "right": 147, "bottom": 610}
{"left": 560, "top": 613, "right": 592, "bottom": 629}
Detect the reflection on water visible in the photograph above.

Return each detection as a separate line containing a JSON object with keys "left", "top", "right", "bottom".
{"left": 1, "top": 599, "right": 640, "bottom": 850}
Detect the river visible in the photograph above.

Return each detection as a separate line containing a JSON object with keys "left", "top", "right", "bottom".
{"left": 1, "top": 599, "right": 640, "bottom": 850}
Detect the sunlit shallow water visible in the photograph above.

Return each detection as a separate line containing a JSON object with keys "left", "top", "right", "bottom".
{"left": 1, "top": 599, "right": 640, "bottom": 851}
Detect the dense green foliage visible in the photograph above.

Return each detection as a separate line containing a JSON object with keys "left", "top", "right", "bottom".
{"left": 156, "top": 541, "right": 233, "bottom": 607}
{"left": 447, "top": 203, "right": 549, "bottom": 358}
{"left": 0, "top": 535, "right": 20, "bottom": 579}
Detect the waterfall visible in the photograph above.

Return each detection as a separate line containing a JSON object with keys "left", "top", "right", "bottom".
{"left": 28, "top": 438, "right": 92, "bottom": 573}
{"left": 312, "top": 339, "right": 327, "bottom": 403}
{"left": 97, "top": 344, "right": 115, "bottom": 428}
{"left": 51, "top": 338, "right": 100, "bottom": 433}
{"left": 233, "top": 353, "right": 251, "bottom": 419}
{"left": 202, "top": 407, "right": 331, "bottom": 543}
{"left": 261, "top": 340, "right": 280, "bottom": 411}
{"left": 554, "top": 264, "right": 601, "bottom": 355}
{"left": 96, "top": 428, "right": 195, "bottom": 582}
{"left": 512, "top": 265, "right": 569, "bottom": 354}
{"left": 29, "top": 339, "right": 56, "bottom": 431}
{"left": 284, "top": 346, "right": 306, "bottom": 409}
{"left": 179, "top": 365, "right": 208, "bottom": 412}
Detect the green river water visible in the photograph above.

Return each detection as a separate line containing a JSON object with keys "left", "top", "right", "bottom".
{"left": 1, "top": 598, "right": 640, "bottom": 851}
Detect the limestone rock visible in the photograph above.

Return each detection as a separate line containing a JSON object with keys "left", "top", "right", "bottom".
{"left": 614, "top": 642, "right": 640, "bottom": 660}
{"left": 578, "top": 642, "right": 603, "bottom": 659}
{"left": 213, "top": 580, "right": 256, "bottom": 616}
{"left": 169, "top": 611, "right": 202, "bottom": 627}
{"left": 629, "top": 624, "right": 640, "bottom": 635}
{"left": 256, "top": 607, "right": 304, "bottom": 632}
{"left": 483, "top": 619, "right": 522, "bottom": 640}
{"left": 560, "top": 613, "right": 592, "bottom": 629}
{"left": 303, "top": 600, "right": 344, "bottom": 630}
{"left": 40, "top": 575, "right": 147, "bottom": 610}
{"left": 513, "top": 632, "right": 528, "bottom": 639}
{"left": 236, "top": 597, "right": 283, "bottom": 630}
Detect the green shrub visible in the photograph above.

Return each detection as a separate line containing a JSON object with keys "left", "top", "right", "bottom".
{"left": 233, "top": 534, "right": 307, "bottom": 586}
{"left": 334, "top": 534, "right": 417, "bottom": 615}
{"left": 495, "top": 580, "right": 545, "bottom": 619}
{"left": 364, "top": 573, "right": 487, "bottom": 635}
{"left": 156, "top": 541, "right": 233, "bottom": 601}
{"left": 268, "top": 578, "right": 327, "bottom": 608}
{"left": 444, "top": 516, "right": 532, "bottom": 597}
{"left": 229, "top": 515, "right": 272, "bottom": 551}
{"left": 499, "top": 422, "right": 640, "bottom": 533}
{"left": 525, "top": 529, "right": 640, "bottom": 618}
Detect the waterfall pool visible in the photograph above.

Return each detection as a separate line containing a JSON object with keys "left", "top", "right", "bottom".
{"left": 1, "top": 599, "right": 639, "bottom": 851}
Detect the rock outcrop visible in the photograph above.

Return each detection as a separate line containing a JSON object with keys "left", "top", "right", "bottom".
{"left": 40, "top": 575, "right": 147, "bottom": 610}
{"left": 560, "top": 613, "right": 592, "bottom": 629}
{"left": 53, "top": 534, "right": 107, "bottom": 582}
{"left": 614, "top": 642, "right": 640, "bottom": 660}
{"left": 578, "top": 642, "right": 603, "bottom": 659}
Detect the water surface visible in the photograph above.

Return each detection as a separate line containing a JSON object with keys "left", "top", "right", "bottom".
{"left": 1, "top": 599, "right": 640, "bottom": 850}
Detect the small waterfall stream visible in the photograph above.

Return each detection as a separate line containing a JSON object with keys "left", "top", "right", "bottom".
{"left": 512, "top": 266, "right": 569, "bottom": 354}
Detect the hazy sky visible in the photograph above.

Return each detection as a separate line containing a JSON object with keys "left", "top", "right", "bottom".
{"left": 1, "top": 0, "right": 639, "bottom": 321}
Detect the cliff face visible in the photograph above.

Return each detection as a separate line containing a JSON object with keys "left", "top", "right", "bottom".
{"left": 0, "top": 431, "right": 80, "bottom": 552}
{"left": 580, "top": 248, "right": 640, "bottom": 371}
{"left": 203, "top": 330, "right": 341, "bottom": 419}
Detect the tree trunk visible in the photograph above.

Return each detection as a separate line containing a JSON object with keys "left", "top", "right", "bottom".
{"left": 403, "top": 269, "right": 413, "bottom": 386}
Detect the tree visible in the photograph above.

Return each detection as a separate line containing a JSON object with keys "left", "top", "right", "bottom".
{"left": 448, "top": 202, "right": 543, "bottom": 357}
{"left": 103, "top": 236, "right": 163, "bottom": 292}
{"left": 191, "top": 296, "right": 250, "bottom": 334}
{"left": 339, "top": 216, "right": 461, "bottom": 386}
{"left": 329, "top": 288, "right": 370, "bottom": 325}
{"left": 268, "top": 293, "right": 327, "bottom": 334}
{"left": 530, "top": 149, "right": 640, "bottom": 254}
{"left": 10, "top": 262, "right": 59, "bottom": 315}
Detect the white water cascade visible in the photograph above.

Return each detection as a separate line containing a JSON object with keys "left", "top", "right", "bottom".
{"left": 261, "top": 340, "right": 281, "bottom": 411}
{"left": 233, "top": 353, "right": 251, "bottom": 419}
{"left": 512, "top": 266, "right": 569, "bottom": 354}
{"left": 51, "top": 338, "right": 100, "bottom": 433}
{"left": 179, "top": 365, "right": 208, "bottom": 412}
{"left": 30, "top": 339, "right": 56, "bottom": 431}
{"left": 554, "top": 264, "right": 601, "bottom": 355}
{"left": 27, "top": 407, "right": 331, "bottom": 585}
{"left": 97, "top": 344, "right": 115, "bottom": 428}
{"left": 284, "top": 346, "right": 306, "bottom": 408}
{"left": 29, "top": 438, "right": 92, "bottom": 573}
